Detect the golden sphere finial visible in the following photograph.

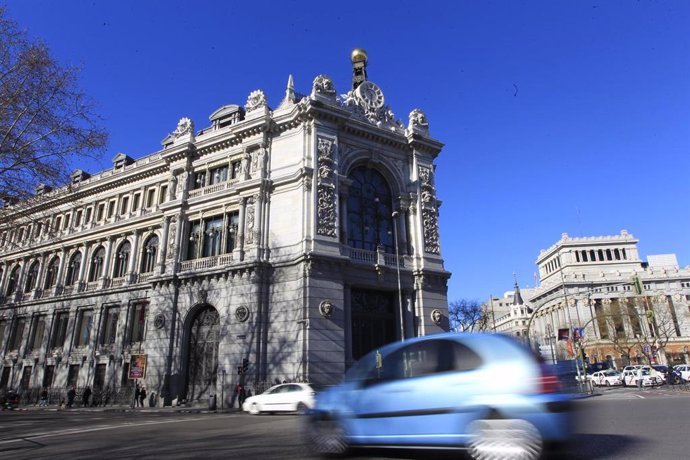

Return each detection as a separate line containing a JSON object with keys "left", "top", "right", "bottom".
{"left": 351, "top": 48, "right": 368, "bottom": 63}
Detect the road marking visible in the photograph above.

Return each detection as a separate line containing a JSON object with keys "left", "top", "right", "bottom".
{"left": 633, "top": 394, "right": 645, "bottom": 399}
{"left": 0, "top": 417, "right": 206, "bottom": 445}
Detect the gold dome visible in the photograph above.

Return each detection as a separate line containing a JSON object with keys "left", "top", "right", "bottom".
{"left": 350, "top": 48, "right": 368, "bottom": 63}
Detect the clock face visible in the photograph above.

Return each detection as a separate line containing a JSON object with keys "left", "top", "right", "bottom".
{"left": 356, "top": 81, "right": 384, "bottom": 110}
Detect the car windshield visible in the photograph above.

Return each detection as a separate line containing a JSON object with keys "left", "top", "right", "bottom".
{"left": 344, "top": 350, "right": 379, "bottom": 382}
{"left": 603, "top": 370, "right": 618, "bottom": 376}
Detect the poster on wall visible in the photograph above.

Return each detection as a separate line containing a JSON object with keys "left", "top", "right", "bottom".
{"left": 128, "top": 354, "right": 147, "bottom": 380}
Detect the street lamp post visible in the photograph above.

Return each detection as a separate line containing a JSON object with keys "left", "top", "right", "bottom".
{"left": 392, "top": 211, "right": 404, "bottom": 341}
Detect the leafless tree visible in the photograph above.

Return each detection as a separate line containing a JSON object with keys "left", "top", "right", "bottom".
{"left": 448, "top": 298, "right": 488, "bottom": 332}
{"left": 0, "top": 6, "right": 107, "bottom": 212}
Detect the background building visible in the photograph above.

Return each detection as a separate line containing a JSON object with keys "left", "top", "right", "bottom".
{"left": 486, "top": 231, "right": 690, "bottom": 368}
{"left": 0, "top": 51, "right": 451, "bottom": 405}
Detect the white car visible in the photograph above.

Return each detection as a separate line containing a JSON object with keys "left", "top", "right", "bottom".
{"left": 622, "top": 367, "right": 660, "bottom": 387}
{"left": 674, "top": 364, "right": 690, "bottom": 382}
{"left": 242, "top": 383, "right": 315, "bottom": 415}
{"left": 590, "top": 369, "right": 623, "bottom": 387}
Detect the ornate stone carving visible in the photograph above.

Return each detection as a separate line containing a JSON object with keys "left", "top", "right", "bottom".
{"left": 407, "top": 108, "right": 430, "bottom": 136}
{"left": 316, "top": 137, "right": 338, "bottom": 238}
{"left": 317, "top": 184, "right": 337, "bottom": 237}
{"left": 245, "top": 89, "right": 267, "bottom": 113}
{"left": 338, "top": 81, "right": 404, "bottom": 132}
{"left": 197, "top": 289, "right": 208, "bottom": 305}
{"left": 172, "top": 117, "right": 194, "bottom": 138}
{"left": 245, "top": 202, "right": 255, "bottom": 245}
{"left": 167, "top": 216, "right": 177, "bottom": 260}
{"left": 235, "top": 305, "right": 250, "bottom": 322}
{"left": 312, "top": 75, "right": 336, "bottom": 97}
{"left": 153, "top": 313, "right": 165, "bottom": 330}
{"left": 431, "top": 309, "right": 443, "bottom": 325}
{"left": 319, "top": 300, "right": 335, "bottom": 318}
{"left": 422, "top": 208, "right": 440, "bottom": 254}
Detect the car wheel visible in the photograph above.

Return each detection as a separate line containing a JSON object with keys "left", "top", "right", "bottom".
{"left": 296, "top": 402, "right": 308, "bottom": 415}
{"left": 249, "top": 402, "right": 260, "bottom": 415}
{"left": 468, "top": 418, "right": 542, "bottom": 460}
{"left": 308, "top": 416, "right": 348, "bottom": 457}
{"left": 605, "top": 381, "right": 611, "bottom": 387}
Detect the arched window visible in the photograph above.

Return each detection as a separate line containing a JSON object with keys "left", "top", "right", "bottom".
{"left": 346, "top": 167, "right": 394, "bottom": 253}
{"left": 44, "top": 257, "right": 60, "bottom": 289}
{"left": 113, "top": 241, "right": 131, "bottom": 278}
{"left": 65, "top": 252, "right": 82, "bottom": 286}
{"left": 24, "top": 261, "right": 40, "bottom": 293}
{"left": 88, "top": 246, "right": 105, "bottom": 282}
{"left": 141, "top": 235, "right": 159, "bottom": 273}
{"left": 6, "top": 265, "right": 20, "bottom": 295}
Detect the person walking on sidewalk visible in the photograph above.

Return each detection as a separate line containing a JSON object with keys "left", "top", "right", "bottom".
{"left": 39, "top": 388, "right": 48, "bottom": 407}
{"left": 82, "top": 386, "right": 92, "bottom": 407}
{"left": 139, "top": 387, "right": 147, "bottom": 408}
{"left": 67, "top": 387, "right": 76, "bottom": 408}
{"left": 134, "top": 384, "right": 141, "bottom": 407}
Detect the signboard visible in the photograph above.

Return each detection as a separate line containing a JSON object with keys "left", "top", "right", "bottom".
{"left": 128, "top": 354, "right": 147, "bottom": 380}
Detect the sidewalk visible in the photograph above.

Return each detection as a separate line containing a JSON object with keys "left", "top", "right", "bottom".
{"left": 9, "top": 404, "right": 243, "bottom": 414}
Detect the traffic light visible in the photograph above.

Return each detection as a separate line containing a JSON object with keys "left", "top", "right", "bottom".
{"left": 237, "top": 365, "right": 243, "bottom": 375}
{"left": 631, "top": 275, "right": 644, "bottom": 295}
{"left": 242, "top": 358, "right": 249, "bottom": 374}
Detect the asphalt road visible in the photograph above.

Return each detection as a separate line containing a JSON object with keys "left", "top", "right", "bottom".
{"left": 0, "top": 387, "right": 688, "bottom": 459}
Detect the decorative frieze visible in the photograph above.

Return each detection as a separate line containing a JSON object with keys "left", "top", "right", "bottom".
{"left": 418, "top": 166, "right": 440, "bottom": 254}
{"left": 245, "top": 201, "right": 255, "bottom": 245}
{"left": 245, "top": 90, "right": 267, "bottom": 113}
{"left": 316, "top": 137, "right": 338, "bottom": 238}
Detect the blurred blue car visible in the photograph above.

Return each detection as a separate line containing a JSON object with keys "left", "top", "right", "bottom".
{"left": 306, "top": 332, "right": 574, "bottom": 459}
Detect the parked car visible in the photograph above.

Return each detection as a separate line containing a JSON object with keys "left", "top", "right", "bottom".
{"left": 242, "top": 383, "right": 315, "bottom": 415}
{"left": 674, "top": 364, "right": 690, "bottom": 382}
{"left": 1, "top": 389, "right": 20, "bottom": 410}
{"left": 305, "top": 332, "right": 575, "bottom": 460}
{"left": 621, "top": 366, "right": 660, "bottom": 387}
{"left": 590, "top": 369, "right": 623, "bottom": 387}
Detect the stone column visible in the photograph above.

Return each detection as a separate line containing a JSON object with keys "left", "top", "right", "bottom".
{"left": 234, "top": 197, "right": 247, "bottom": 260}
{"left": 127, "top": 230, "right": 141, "bottom": 282}
{"left": 77, "top": 243, "right": 89, "bottom": 289}
{"left": 102, "top": 237, "right": 114, "bottom": 284}
{"left": 159, "top": 217, "right": 171, "bottom": 275}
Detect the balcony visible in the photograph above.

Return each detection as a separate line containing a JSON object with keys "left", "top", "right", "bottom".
{"left": 341, "top": 246, "right": 405, "bottom": 268}
{"left": 187, "top": 179, "right": 239, "bottom": 199}
{"left": 180, "top": 253, "right": 234, "bottom": 272}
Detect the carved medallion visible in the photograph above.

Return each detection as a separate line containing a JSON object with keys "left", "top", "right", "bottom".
{"left": 153, "top": 313, "right": 165, "bottom": 330}
{"left": 431, "top": 309, "right": 443, "bottom": 325}
{"left": 319, "top": 300, "right": 335, "bottom": 318}
{"left": 235, "top": 305, "right": 250, "bottom": 322}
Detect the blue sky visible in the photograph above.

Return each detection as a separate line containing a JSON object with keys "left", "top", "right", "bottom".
{"left": 5, "top": 1, "right": 689, "bottom": 302}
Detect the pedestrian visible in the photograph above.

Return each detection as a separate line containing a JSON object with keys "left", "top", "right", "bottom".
{"left": 67, "top": 387, "right": 76, "bottom": 408}
{"left": 39, "top": 388, "right": 48, "bottom": 407}
{"left": 82, "top": 386, "right": 92, "bottom": 407}
{"left": 134, "top": 384, "right": 141, "bottom": 407}
{"left": 139, "top": 387, "right": 147, "bottom": 408}
{"left": 235, "top": 383, "right": 242, "bottom": 408}
{"left": 636, "top": 367, "right": 643, "bottom": 390}
{"left": 238, "top": 385, "right": 246, "bottom": 408}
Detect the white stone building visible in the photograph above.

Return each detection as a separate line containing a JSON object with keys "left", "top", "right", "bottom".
{"left": 0, "top": 50, "right": 450, "bottom": 405}
{"left": 488, "top": 231, "right": 690, "bottom": 368}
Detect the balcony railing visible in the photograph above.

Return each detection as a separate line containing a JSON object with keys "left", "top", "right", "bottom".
{"left": 342, "top": 246, "right": 405, "bottom": 268}
{"left": 180, "top": 253, "right": 233, "bottom": 272}
{"left": 187, "top": 179, "right": 239, "bottom": 199}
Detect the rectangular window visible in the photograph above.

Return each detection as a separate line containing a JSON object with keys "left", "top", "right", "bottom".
{"left": 209, "top": 166, "right": 228, "bottom": 184}
{"left": 30, "top": 316, "right": 46, "bottom": 351}
{"left": 0, "top": 321, "right": 6, "bottom": 352}
{"left": 85, "top": 207, "right": 92, "bottom": 223}
{"left": 129, "top": 303, "right": 147, "bottom": 343}
{"left": 51, "top": 312, "right": 69, "bottom": 349}
{"left": 101, "top": 307, "right": 120, "bottom": 345}
{"left": 74, "top": 210, "right": 83, "bottom": 227}
{"left": 203, "top": 216, "right": 224, "bottom": 257}
{"left": 159, "top": 185, "right": 167, "bottom": 204}
{"left": 231, "top": 161, "right": 241, "bottom": 179}
{"left": 120, "top": 196, "right": 129, "bottom": 215}
{"left": 132, "top": 194, "right": 140, "bottom": 211}
{"left": 107, "top": 201, "right": 115, "bottom": 219}
{"left": 97, "top": 204, "right": 105, "bottom": 221}
{"left": 9, "top": 317, "right": 27, "bottom": 351}
{"left": 67, "top": 364, "right": 79, "bottom": 388}
{"left": 19, "top": 366, "right": 32, "bottom": 390}
{"left": 75, "top": 310, "right": 93, "bottom": 347}
{"left": 193, "top": 171, "right": 206, "bottom": 189}
{"left": 43, "top": 365, "right": 55, "bottom": 388}
{"left": 63, "top": 214, "right": 71, "bottom": 229}
{"left": 146, "top": 189, "right": 156, "bottom": 208}
{"left": 55, "top": 216, "right": 62, "bottom": 231}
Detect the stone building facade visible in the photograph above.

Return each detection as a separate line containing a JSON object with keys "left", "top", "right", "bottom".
{"left": 489, "top": 231, "right": 690, "bottom": 368}
{"left": 0, "top": 52, "right": 450, "bottom": 405}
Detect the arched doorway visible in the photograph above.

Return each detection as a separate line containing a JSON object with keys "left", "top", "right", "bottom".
{"left": 185, "top": 305, "right": 220, "bottom": 402}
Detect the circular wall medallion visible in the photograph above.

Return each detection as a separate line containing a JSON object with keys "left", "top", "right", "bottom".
{"left": 153, "top": 313, "right": 166, "bottom": 329}
{"left": 355, "top": 81, "right": 384, "bottom": 111}
{"left": 431, "top": 309, "right": 443, "bottom": 325}
{"left": 235, "top": 305, "right": 250, "bottom": 322}
{"left": 319, "top": 300, "right": 335, "bottom": 318}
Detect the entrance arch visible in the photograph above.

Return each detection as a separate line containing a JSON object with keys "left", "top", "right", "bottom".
{"left": 184, "top": 305, "right": 220, "bottom": 402}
